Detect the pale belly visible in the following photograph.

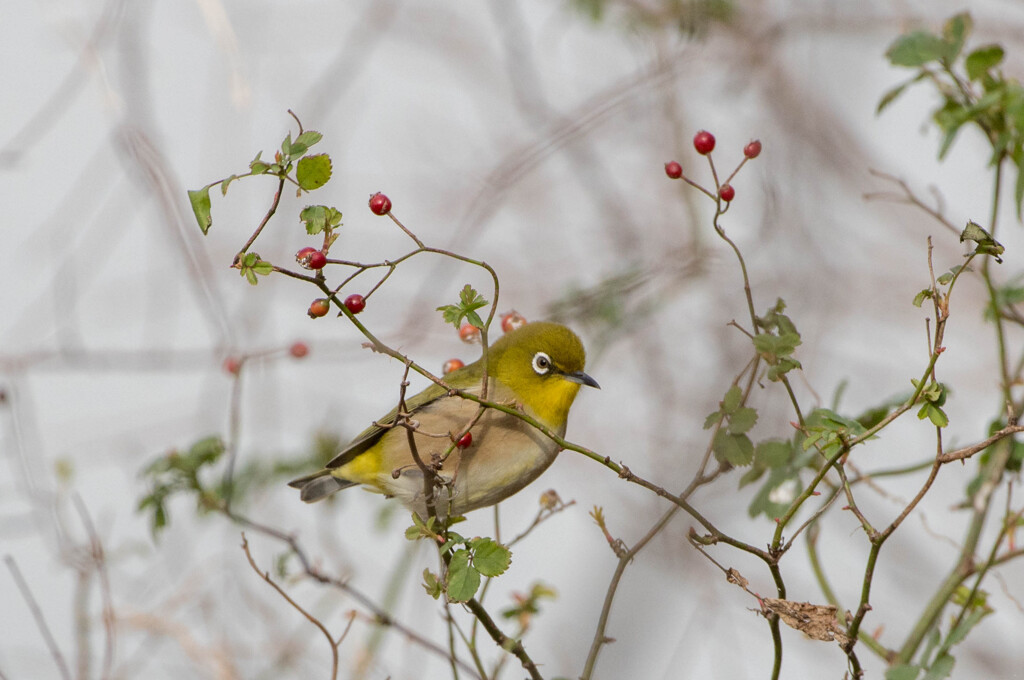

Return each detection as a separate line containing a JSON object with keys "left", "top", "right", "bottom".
{"left": 373, "top": 393, "right": 564, "bottom": 517}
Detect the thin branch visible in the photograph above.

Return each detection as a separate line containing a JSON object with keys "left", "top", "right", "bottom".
{"left": 240, "top": 533, "right": 339, "bottom": 680}
{"left": 5, "top": 555, "right": 72, "bottom": 680}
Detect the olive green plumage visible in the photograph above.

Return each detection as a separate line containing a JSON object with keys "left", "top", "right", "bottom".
{"left": 287, "top": 321, "right": 597, "bottom": 516}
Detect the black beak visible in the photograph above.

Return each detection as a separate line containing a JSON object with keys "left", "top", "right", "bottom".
{"left": 564, "top": 370, "right": 600, "bottom": 389}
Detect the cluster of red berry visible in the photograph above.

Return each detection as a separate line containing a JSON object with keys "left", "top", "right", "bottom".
{"left": 664, "top": 131, "right": 761, "bottom": 204}
{"left": 299, "top": 192, "right": 394, "bottom": 319}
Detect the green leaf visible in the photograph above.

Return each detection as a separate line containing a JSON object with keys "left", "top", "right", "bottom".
{"left": 945, "top": 606, "right": 988, "bottom": 648}
{"left": 295, "top": 130, "right": 323, "bottom": 148}
{"left": 300, "top": 205, "right": 328, "bottom": 235}
{"left": 436, "top": 284, "right": 489, "bottom": 330}
{"left": 422, "top": 569, "right": 443, "bottom": 599}
{"left": 960, "top": 220, "right": 1004, "bottom": 262}
{"left": 755, "top": 440, "right": 791, "bottom": 468}
{"left": 221, "top": 174, "right": 238, "bottom": 196}
{"left": 721, "top": 385, "right": 743, "bottom": 413}
{"left": 886, "top": 31, "right": 949, "bottom": 67}
{"left": 250, "top": 151, "right": 269, "bottom": 174}
{"left": 913, "top": 289, "right": 933, "bottom": 307}
{"left": 296, "top": 154, "right": 332, "bottom": 191}
{"left": 728, "top": 406, "right": 758, "bottom": 435}
{"left": 877, "top": 80, "right": 912, "bottom": 115}
{"left": 738, "top": 464, "right": 766, "bottom": 488}
{"left": 966, "top": 45, "right": 1004, "bottom": 81}
{"left": 252, "top": 260, "right": 273, "bottom": 276}
{"left": 470, "top": 538, "right": 512, "bottom": 577}
{"left": 885, "top": 665, "right": 922, "bottom": 680}
{"left": 187, "top": 186, "right": 213, "bottom": 234}
{"left": 917, "top": 403, "right": 949, "bottom": 428}
{"left": 713, "top": 431, "right": 754, "bottom": 466}
{"left": 923, "top": 652, "right": 955, "bottom": 680}
{"left": 280, "top": 133, "right": 293, "bottom": 158}
{"left": 703, "top": 410, "right": 724, "bottom": 430}
{"left": 446, "top": 549, "right": 481, "bottom": 603}
{"left": 936, "top": 272, "right": 953, "bottom": 285}
{"left": 940, "top": 12, "right": 972, "bottom": 61}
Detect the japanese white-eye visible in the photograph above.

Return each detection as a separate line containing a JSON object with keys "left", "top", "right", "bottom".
{"left": 288, "top": 321, "right": 598, "bottom": 517}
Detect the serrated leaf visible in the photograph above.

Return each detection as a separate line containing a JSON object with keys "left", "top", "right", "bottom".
{"left": 188, "top": 186, "right": 213, "bottom": 234}
{"left": 965, "top": 45, "right": 1004, "bottom": 81}
{"left": 300, "top": 205, "right": 328, "bottom": 235}
{"left": 937, "top": 272, "right": 953, "bottom": 285}
{"left": 960, "top": 220, "right": 1004, "bottom": 262}
{"left": 703, "top": 410, "right": 724, "bottom": 430}
{"left": 885, "top": 665, "right": 922, "bottom": 680}
{"left": 297, "top": 154, "right": 332, "bottom": 191}
{"left": 945, "top": 606, "right": 990, "bottom": 648}
{"left": 470, "top": 538, "right": 511, "bottom": 577}
{"left": 728, "top": 407, "right": 758, "bottom": 435}
{"left": 281, "top": 133, "right": 292, "bottom": 157}
{"left": 713, "top": 431, "right": 754, "bottom": 466}
{"left": 295, "top": 130, "right": 323, "bottom": 148}
{"left": 721, "top": 385, "right": 743, "bottom": 413}
{"left": 244, "top": 268, "right": 258, "bottom": 285}
{"left": 913, "top": 289, "right": 933, "bottom": 307}
{"left": 252, "top": 260, "right": 273, "bottom": 276}
{"left": 446, "top": 549, "right": 481, "bottom": 603}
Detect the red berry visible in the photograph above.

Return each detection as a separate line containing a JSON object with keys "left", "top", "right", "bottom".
{"left": 344, "top": 294, "right": 366, "bottom": 314}
{"left": 458, "top": 323, "right": 480, "bottom": 344}
{"left": 368, "top": 192, "right": 392, "bottom": 215}
{"left": 456, "top": 432, "right": 473, "bottom": 449}
{"left": 297, "top": 247, "right": 327, "bottom": 270}
{"left": 308, "top": 298, "right": 330, "bottom": 318}
{"left": 222, "top": 356, "right": 241, "bottom": 375}
{"left": 693, "top": 130, "right": 716, "bottom": 155}
{"left": 664, "top": 161, "right": 683, "bottom": 179}
{"left": 719, "top": 184, "right": 735, "bottom": 202}
{"left": 744, "top": 140, "right": 762, "bottom": 159}
{"left": 289, "top": 341, "right": 309, "bottom": 358}
{"left": 501, "top": 311, "right": 527, "bottom": 333}
{"left": 443, "top": 358, "right": 465, "bottom": 374}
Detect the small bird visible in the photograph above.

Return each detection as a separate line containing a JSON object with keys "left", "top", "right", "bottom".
{"left": 288, "top": 321, "right": 598, "bottom": 517}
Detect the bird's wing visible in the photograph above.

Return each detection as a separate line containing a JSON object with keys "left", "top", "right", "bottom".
{"left": 322, "top": 380, "right": 452, "bottom": 471}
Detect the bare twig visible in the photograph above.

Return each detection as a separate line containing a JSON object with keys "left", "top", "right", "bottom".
{"left": 5, "top": 555, "right": 72, "bottom": 680}
{"left": 241, "top": 534, "right": 339, "bottom": 680}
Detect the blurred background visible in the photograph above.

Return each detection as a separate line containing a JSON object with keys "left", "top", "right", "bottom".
{"left": 3, "top": 1, "right": 1024, "bottom": 678}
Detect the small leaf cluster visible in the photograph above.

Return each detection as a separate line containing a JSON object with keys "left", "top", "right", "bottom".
{"left": 885, "top": 586, "right": 993, "bottom": 680}
{"left": 501, "top": 582, "right": 557, "bottom": 630}
{"left": 882, "top": 12, "right": 1024, "bottom": 216}
{"left": 753, "top": 299, "right": 802, "bottom": 381}
{"left": 406, "top": 513, "right": 512, "bottom": 603}
{"left": 912, "top": 379, "right": 949, "bottom": 428}
{"left": 188, "top": 127, "right": 331, "bottom": 236}
{"left": 704, "top": 385, "right": 758, "bottom": 466}
{"left": 437, "top": 284, "right": 489, "bottom": 330}
{"left": 137, "top": 436, "right": 226, "bottom": 537}
{"left": 236, "top": 252, "right": 274, "bottom": 286}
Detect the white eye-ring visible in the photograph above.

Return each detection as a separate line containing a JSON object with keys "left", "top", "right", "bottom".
{"left": 532, "top": 351, "right": 552, "bottom": 375}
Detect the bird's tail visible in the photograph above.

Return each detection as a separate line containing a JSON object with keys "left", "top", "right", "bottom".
{"left": 287, "top": 469, "right": 358, "bottom": 503}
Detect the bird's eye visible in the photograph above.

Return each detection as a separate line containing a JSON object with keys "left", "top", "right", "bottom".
{"left": 532, "top": 352, "right": 552, "bottom": 375}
